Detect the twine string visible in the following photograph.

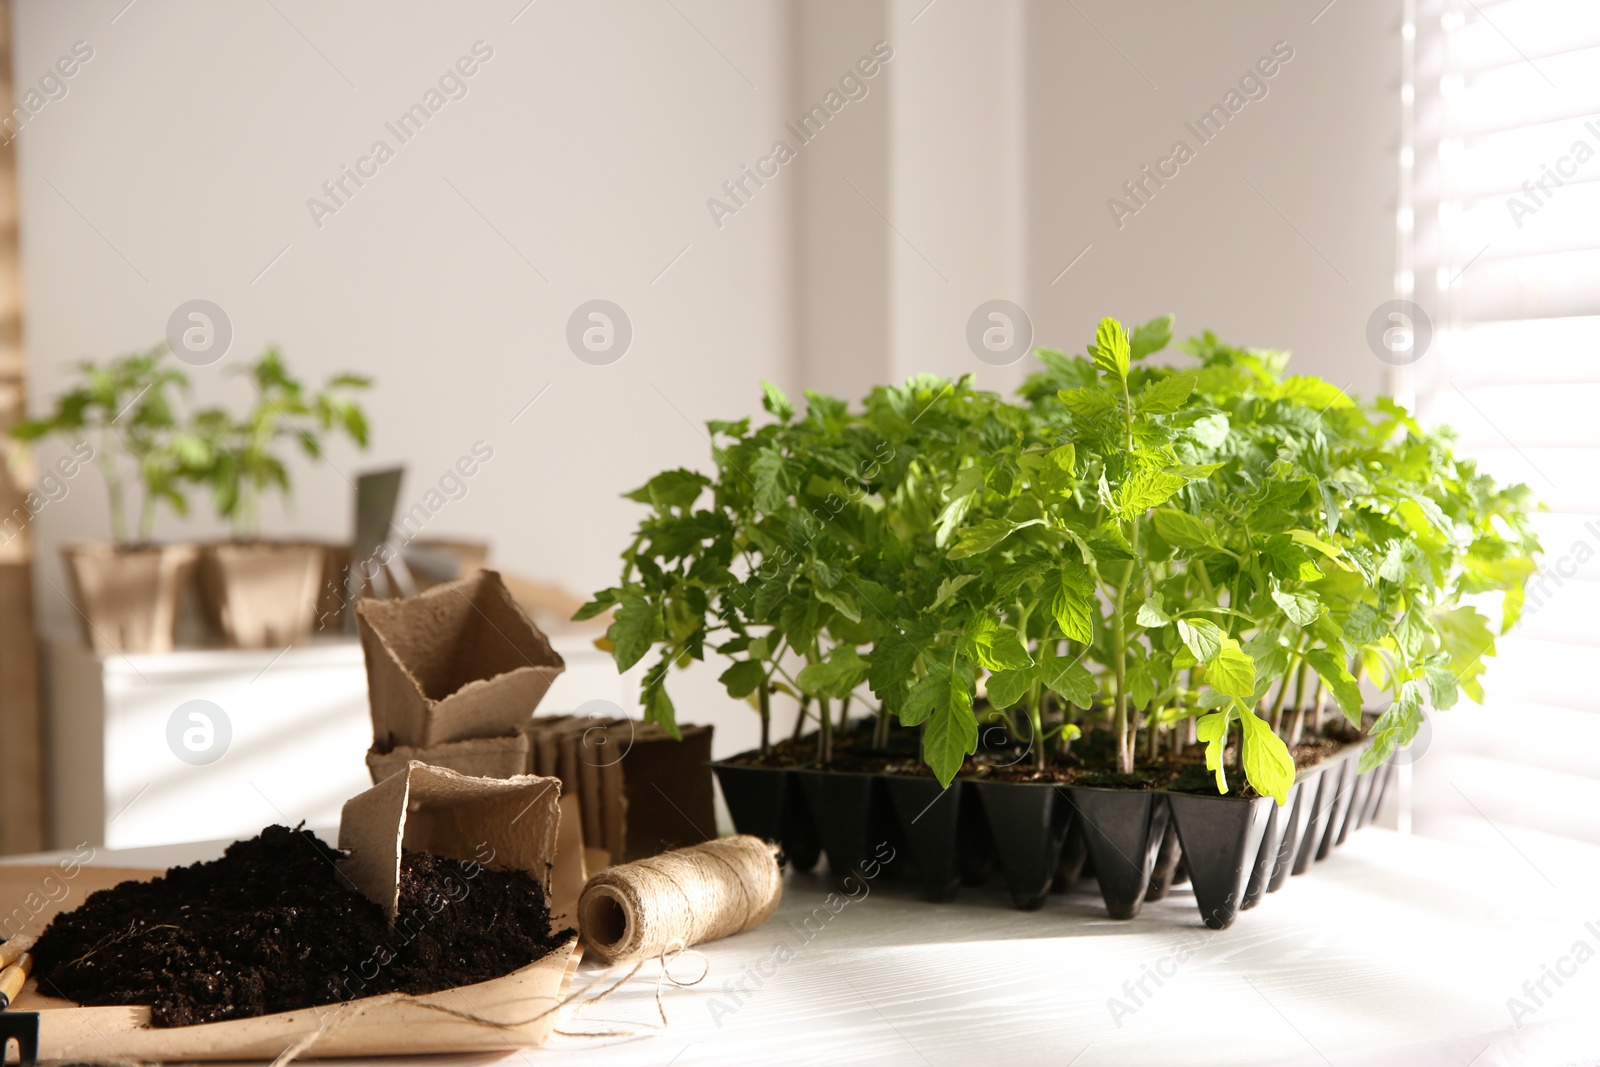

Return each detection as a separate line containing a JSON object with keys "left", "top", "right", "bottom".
{"left": 578, "top": 835, "right": 783, "bottom": 965}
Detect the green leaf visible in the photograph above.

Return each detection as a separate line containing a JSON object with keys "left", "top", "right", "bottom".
{"left": 1238, "top": 710, "right": 1295, "bottom": 805}
{"left": 1136, "top": 592, "right": 1171, "bottom": 627}
{"left": 1207, "top": 637, "right": 1256, "bottom": 697}
{"left": 1196, "top": 710, "right": 1232, "bottom": 794}
{"left": 1127, "top": 658, "right": 1156, "bottom": 709}
{"left": 923, "top": 669, "right": 977, "bottom": 787}
{"left": 573, "top": 589, "right": 619, "bottom": 622}
{"left": 1129, "top": 314, "right": 1174, "bottom": 361}
{"left": 1279, "top": 376, "right": 1352, "bottom": 410}
{"left": 964, "top": 616, "right": 1034, "bottom": 671}
{"left": 760, "top": 380, "right": 795, "bottom": 421}
{"left": 780, "top": 596, "right": 821, "bottom": 651}
{"left": 1398, "top": 495, "right": 1450, "bottom": 542}
{"left": 1136, "top": 374, "right": 1196, "bottom": 415}
{"left": 1288, "top": 529, "right": 1350, "bottom": 569}
{"left": 642, "top": 665, "right": 680, "bottom": 739}
{"left": 1243, "top": 631, "right": 1289, "bottom": 695}
{"left": 991, "top": 560, "right": 1039, "bottom": 599}
{"left": 1262, "top": 541, "right": 1323, "bottom": 583}
{"left": 751, "top": 445, "right": 788, "bottom": 513}
{"left": 1303, "top": 648, "right": 1363, "bottom": 726}
{"left": 1271, "top": 587, "right": 1321, "bottom": 627}
{"left": 948, "top": 518, "right": 1041, "bottom": 559}
{"left": 1152, "top": 508, "right": 1214, "bottom": 549}
{"left": 9, "top": 419, "right": 52, "bottom": 441}
{"left": 815, "top": 585, "right": 862, "bottom": 622}
{"left": 1037, "top": 443, "right": 1078, "bottom": 497}
{"left": 1056, "top": 388, "right": 1118, "bottom": 420}
{"left": 624, "top": 469, "right": 710, "bottom": 511}
{"left": 934, "top": 465, "right": 984, "bottom": 547}
{"left": 1114, "top": 469, "right": 1188, "bottom": 518}
{"left": 1435, "top": 605, "right": 1494, "bottom": 666}
{"left": 900, "top": 670, "right": 944, "bottom": 727}
{"left": 1177, "top": 617, "right": 1225, "bottom": 663}
{"left": 1164, "top": 462, "right": 1223, "bottom": 479}
{"left": 1042, "top": 658, "right": 1097, "bottom": 705}
{"left": 1425, "top": 659, "right": 1461, "bottom": 711}
{"left": 1189, "top": 413, "right": 1230, "bottom": 448}
{"left": 869, "top": 629, "right": 922, "bottom": 701}
{"left": 719, "top": 658, "right": 766, "bottom": 699}
{"left": 796, "top": 660, "right": 836, "bottom": 694}
{"left": 932, "top": 573, "right": 979, "bottom": 608}
{"left": 1395, "top": 601, "right": 1430, "bottom": 659}
{"left": 1361, "top": 682, "right": 1424, "bottom": 773}
{"left": 1378, "top": 541, "right": 1410, "bottom": 583}
{"left": 796, "top": 645, "right": 868, "bottom": 698}
{"left": 1343, "top": 603, "right": 1386, "bottom": 645}
{"left": 607, "top": 593, "right": 659, "bottom": 672}
{"left": 1091, "top": 317, "right": 1131, "bottom": 382}
{"left": 1048, "top": 569, "right": 1096, "bottom": 643}
{"left": 985, "top": 666, "right": 1036, "bottom": 710}
{"left": 1047, "top": 443, "right": 1077, "bottom": 477}
{"left": 1435, "top": 605, "right": 1495, "bottom": 701}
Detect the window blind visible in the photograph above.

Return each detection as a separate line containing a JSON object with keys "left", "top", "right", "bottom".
{"left": 1405, "top": 0, "right": 1600, "bottom": 851}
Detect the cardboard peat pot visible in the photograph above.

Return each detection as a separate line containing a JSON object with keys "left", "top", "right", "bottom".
{"left": 612, "top": 722, "right": 716, "bottom": 861}
{"left": 338, "top": 760, "right": 565, "bottom": 920}
{"left": 199, "top": 540, "right": 325, "bottom": 648}
{"left": 61, "top": 541, "right": 199, "bottom": 655}
{"left": 357, "top": 569, "right": 565, "bottom": 748}
{"left": 366, "top": 734, "right": 532, "bottom": 784}
{"left": 523, "top": 717, "right": 716, "bottom": 866}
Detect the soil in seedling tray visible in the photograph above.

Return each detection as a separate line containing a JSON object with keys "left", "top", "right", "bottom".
{"left": 29, "top": 824, "right": 574, "bottom": 1028}
{"left": 726, "top": 715, "right": 1363, "bottom": 791}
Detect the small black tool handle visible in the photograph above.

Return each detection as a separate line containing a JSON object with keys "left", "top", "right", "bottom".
{"left": 0, "top": 1011, "right": 39, "bottom": 1067}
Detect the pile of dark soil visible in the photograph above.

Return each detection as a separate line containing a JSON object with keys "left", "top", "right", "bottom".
{"left": 29, "top": 824, "right": 574, "bottom": 1028}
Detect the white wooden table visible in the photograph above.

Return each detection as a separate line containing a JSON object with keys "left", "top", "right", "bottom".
{"left": 9, "top": 827, "right": 1600, "bottom": 1066}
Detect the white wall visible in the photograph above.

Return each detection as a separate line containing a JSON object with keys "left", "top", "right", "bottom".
{"left": 1024, "top": 0, "right": 1398, "bottom": 395}
{"left": 13, "top": 1, "right": 798, "bottom": 756}
{"left": 13, "top": 0, "right": 1397, "bottom": 759}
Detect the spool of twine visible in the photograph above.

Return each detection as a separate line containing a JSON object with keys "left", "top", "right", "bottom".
{"left": 578, "top": 835, "right": 782, "bottom": 964}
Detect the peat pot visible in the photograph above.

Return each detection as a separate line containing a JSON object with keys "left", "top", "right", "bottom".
{"left": 62, "top": 541, "right": 199, "bottom": 655}
{"left": 200, "top": 540, "right": 325, "bottom": 649}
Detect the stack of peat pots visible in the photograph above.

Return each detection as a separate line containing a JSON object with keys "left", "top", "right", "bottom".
{"left": 715, "top": 730, "right": 1397, "bottom": 931}
{"left": 356, "top": 568, "right": 719, "bottom": 873}
{"left": 356, "top": 569, "right": 567, "bottom": 773}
